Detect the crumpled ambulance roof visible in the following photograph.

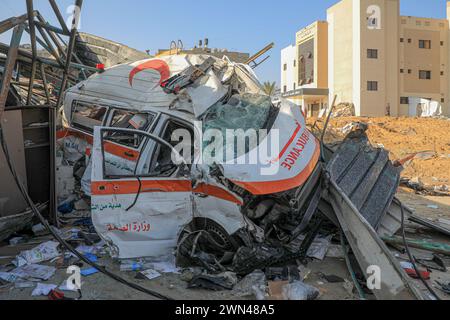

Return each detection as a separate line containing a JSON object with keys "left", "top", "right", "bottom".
{"left": 66, "top": 54, "right": 229, "bottom": 117}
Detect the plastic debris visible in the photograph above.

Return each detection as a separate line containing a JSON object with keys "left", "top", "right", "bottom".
{"left": 288, "top": 234, "right": 332, "bottom": 260}
{"left": 150, "top": 258, "right": 180, "bottom": 274}
{"left": 282, "top": 281, "right": 319, "bottom": 300}
{"left": 233, "top": 270, "right": 267, "bottom": 298}
{"left": 13, "top": 241, "right": 60, "bottom": 267}
{"left": 188, "top": 272, "right": 238, "bottom": 291}
{"left": 58, "top": 201, "right": 75, "bottom": 214}
{"left": 120, "top": 261, "right": 147, "bottom": 272}
{"left": 31, "top": 223, "right": 48, "bottom": 236}
{"left": 31, "top": 283, "right": 57, "bottom": 296}
{"left": 139, "top": 269, "right": 162, "bottom": 280}
{"left": 9, "top": 237, "right": 25, "bottom": 246}
{"left": 80, "top": 267, "right": 99, "bottom": 276}
{"left": 400, "top": 261, "right": 431, "bottom": 280}
{"left": 84, "top": 253, "right": 98, "bottom": 263}
{"left": 306, "top": 235, "right": 333, "bottom": 260}
{"left": 74, "top": 243, "right": 104, "bottom": 256}
{"left": 14, "top": 281, "right": 36, "bottom": 289}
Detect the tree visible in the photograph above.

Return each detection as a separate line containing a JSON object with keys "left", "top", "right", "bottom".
{"left": 262, "top": 81, "right": 276, "bottom": 97}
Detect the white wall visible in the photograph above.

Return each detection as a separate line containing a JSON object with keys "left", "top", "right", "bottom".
{"left": 281, "top": 44, "right": 296, "bottom": 93}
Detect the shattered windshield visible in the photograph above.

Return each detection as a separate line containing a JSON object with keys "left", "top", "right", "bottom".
{"left": 202, "top": 93, "right": 278, "bottom": 162}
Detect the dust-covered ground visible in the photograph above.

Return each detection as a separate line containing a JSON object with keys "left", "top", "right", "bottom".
{"left": 1, "top": 188, "right": 449, "bottom": 301}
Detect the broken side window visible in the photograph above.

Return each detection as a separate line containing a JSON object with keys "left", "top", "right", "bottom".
{"left": 101, "top": 130, "right": 148, "bottom": 177}
{"left": 147, "top": 119, "right": 194, "bottom": 177}
{"left": 106, "top": 110, "right": 155, "bottom": 148}
{"left": 71, "top": 101, "right": 108, "bottom": 133}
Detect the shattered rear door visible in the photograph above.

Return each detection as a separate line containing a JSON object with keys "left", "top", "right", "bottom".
{"left": 90, "top": 127, "right": 193, "bottom": 259}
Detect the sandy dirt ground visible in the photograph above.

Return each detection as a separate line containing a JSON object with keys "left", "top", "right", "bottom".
{"left": 308, "top": 116, "right": 450, "bottom": 188}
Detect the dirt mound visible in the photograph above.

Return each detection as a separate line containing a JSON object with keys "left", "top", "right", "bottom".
{"left": 308, "top": 116, "right": 450, "bottom": 189}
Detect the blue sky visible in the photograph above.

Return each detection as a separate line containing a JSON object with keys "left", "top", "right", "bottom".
{"left": 1, "top": 0, "right": 448, "bottom": 85}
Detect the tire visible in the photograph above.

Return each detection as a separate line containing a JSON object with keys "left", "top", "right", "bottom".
{"left": 176, "top": 218, "right": 242, "bottom": 268}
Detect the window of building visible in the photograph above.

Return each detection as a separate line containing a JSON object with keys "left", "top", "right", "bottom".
{"left": 419, "top": 40, "right": 431, "bottom": 49}
{"left": 441, "top": 41, "right": 444, "bottom": 46}
{"left": 283, "top": 63, "right": 287, "bottom": 71}
{"left": 400, "top": 38, "right": 404, "bottom": 43}
{"left": 400, "top": 97, "right": 409, "bottom": 105}
{"left": 293, "top": 83, "right": 296, "bottom": 90}
{"left": 400, "top": 69, "right": 404, "bottom": 73}
{"left": 441, "top": 98, "right": 445, "bottom": 103}
{"left": 408, "top": 39, "right": 412, "bottom": 43}
{"left": 367, "top": 81, "right": 378, "bottom": 91}
{"left": 283, "top": 85, "right": 287, "bottom": 93}
{"left": 71, "top": 101, "right": 108, "bottom": 133}
{"left": 419, "top": 70, "right": 431, "bottom": 80}
{"left": 367, "top": 49, "right": 378, "bottom": 59}
{"left": 293, "top": 60, "right": 296, "bottom": 67}
{"left": 408, "top": 69, "right": 412, "bottom": 74}
{"left": 441, "top": 71, "right": 444, "bottom": 76}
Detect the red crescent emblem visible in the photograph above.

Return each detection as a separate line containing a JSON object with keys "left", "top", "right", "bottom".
{"left": 129, "top": 59, "right": 170, "bottom": 87}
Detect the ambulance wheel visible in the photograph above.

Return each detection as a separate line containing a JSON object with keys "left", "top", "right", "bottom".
{"left": 176, "top": 218, "right": 242, "bottom": 268}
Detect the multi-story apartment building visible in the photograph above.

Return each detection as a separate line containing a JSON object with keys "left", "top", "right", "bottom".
{"left": 281, "top": 0, "right": 450, "bottom": 117}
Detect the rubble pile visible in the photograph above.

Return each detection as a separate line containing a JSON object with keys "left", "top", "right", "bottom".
{"left": 309, "top": 116, "right": 450, "bottom": 195}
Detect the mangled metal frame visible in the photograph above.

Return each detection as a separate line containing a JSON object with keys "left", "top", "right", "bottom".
{"left": 320, "top": 130, "right": 424, "bottom": 300}
{"left": 0, "top": 0, "right": 94, "bottom": 225}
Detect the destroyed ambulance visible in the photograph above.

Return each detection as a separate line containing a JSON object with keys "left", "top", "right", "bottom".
{"left": 61, "top": 54, "right": 424, "bottom": 299}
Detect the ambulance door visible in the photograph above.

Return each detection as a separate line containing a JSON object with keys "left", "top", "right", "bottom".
{"left": 100, "top": 109, "right": 157, "bottom": 176}
{"left": 90, "top": 126, "right": 193, "bottom": 259}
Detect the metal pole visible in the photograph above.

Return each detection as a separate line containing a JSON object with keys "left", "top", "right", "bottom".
{"left": 40, "top": 63, "right": 51, "bottom": 104}
{"left": 0, "top": 24, "right": 25, "bottom": 117}
{"left": 48, "top": 0, "right": 71, "bottom": 35}
{"left": 56, "top": 0, "right": 83, "bottom": 108}
{"left": 26, "top": 0, "right": 37, "bottom": 105}
{"left": 0, "top": 14, "right": 29, "bottom": 35}
{"left": 36, "top": 13, "right": 67, "bottom": 59}
{"left": 35, "top": 23, "right": 63, "bottom": 65}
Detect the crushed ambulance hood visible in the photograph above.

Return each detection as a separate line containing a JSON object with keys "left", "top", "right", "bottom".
{"left": 219, "top": 99, "right": 320, "bottom": 195}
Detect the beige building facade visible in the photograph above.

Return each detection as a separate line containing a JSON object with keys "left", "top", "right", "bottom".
{"left": 281, "top": 21, "right": 329, "bottom": 117}
{"left": 281, "top": 0, "right": 450, "bottom": 117}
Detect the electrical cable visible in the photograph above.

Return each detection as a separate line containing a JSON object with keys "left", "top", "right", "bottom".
{"left": 320, "top": 95, "right": 337, "bottom": 162}
{"left": 0, "top": 124, "right": 173, "bottom": 300}
{"left": 340, "top": 231, "right": 366, "bottom": 300}
{"left": 396, "top": 197, "right": 441, "bottom": 300}
{"left": 126, "top": 177, "right": 142, "bottom": 211}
